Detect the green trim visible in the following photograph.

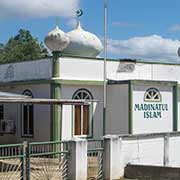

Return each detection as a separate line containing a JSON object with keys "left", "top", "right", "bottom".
{"left": 27, "top": 142, "right": 30, "bottom": 180}
{"left": 0, "top": 79, "right": 51, "bottom": 87}
{"left": 52, "top": 51, "right": 61, "bottom": 78}
{"left": 91, "top": 103, "right": 94, "bottom": 139}
{"left": 0, "top": 79, "right": 103, "bottom": 87}
{"left": 50, "top": 52, "right": 61, "bottom": 142}
{"left": 173, "top": 83, "right": 178, "bottom": 131}
{"left": 50, "top": 83, "right": 61, "bottom": 141}
{"left": 53, "top": 79, "right": 104, "bottom": 86}
{"left": 108, "top": 79, "right": 177, "bottom": 87}
{"left": 128, "top": 81, "right": 133, "bottom": 134}
{"left": 130, "top": 80, "right": 177, "bottom": 86}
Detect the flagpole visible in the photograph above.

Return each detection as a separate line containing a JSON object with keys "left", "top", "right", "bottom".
{"left": 103, "top": 0, "right": 107, "bottom": 136}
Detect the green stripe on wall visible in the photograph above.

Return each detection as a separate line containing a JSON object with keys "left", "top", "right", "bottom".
{"left": 173, "top": 83, "right": 178, "bottom": 131}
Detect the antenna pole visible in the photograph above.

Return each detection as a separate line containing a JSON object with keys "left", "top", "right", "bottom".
{"left": 103, "top": 0, "right": 107, "bottom": 136}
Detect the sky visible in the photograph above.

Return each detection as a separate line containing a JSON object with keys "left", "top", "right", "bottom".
{"left": 1, "top": 0, "right": 180, "bottom": 63}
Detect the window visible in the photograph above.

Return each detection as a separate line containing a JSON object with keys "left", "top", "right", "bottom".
{"left": 22, "top": 90, "right": 34, "bottom": 137}
{"left": 72, "top": 89, "right": 93, "bottom": 137}
{"left": 0, "top": 105, "right": 4, "bottom": 132}
{"left": 0, "top": 105, "right": 4, "bottom": 120}
{"left": 144, "top": 88, "right": 161, "bottom": 102}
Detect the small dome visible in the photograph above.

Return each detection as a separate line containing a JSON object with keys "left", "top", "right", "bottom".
{"left": 62, "top": 22, "right": 103, "bottom": 57}
{"left": 44, "top": 26, "right": 70, "bottom": 52}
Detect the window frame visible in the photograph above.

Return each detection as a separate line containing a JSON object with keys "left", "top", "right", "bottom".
{"left": 72, "top": 89, "right": 93, "bottom": 138}
{"left": 0, "top": 104, "right": 4, "bottom": 133}
{"left": 21, "top": 90, "right": 34, "bottom": 138}
{"left": 144, "top": 88, "right": 162, "bottom": 102}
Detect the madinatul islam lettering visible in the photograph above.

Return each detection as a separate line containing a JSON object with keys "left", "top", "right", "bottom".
{"left": 134, "top": 103, "right": 168, "bottom": 119}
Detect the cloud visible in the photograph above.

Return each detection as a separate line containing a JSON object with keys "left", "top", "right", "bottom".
{"left": 169, "top": 24, "right": 180, "bottom": 32}
{"left": 0, "top": 0, "right": 80, "bottom": 19}
{"left": 112, "top": 22, "right": 137, "bottom": 27}
{"left": 107, "top": 35, "right": 180, "bottom": 62}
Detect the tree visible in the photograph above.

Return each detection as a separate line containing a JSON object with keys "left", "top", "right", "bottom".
{"left": 0, "top": 29, "right": 49, "bottom": 63}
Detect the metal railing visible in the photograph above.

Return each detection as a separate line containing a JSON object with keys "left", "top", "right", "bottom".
{"left": 0, "top": 143, "right": 25, "bottom": 180}
{"left": 28, "top": 141, "right": 69, "bottom": 180}
{"left": 87, "top": 139, "right": 104, "bottom": 180}
{"left": 0, "top": 141, "right": 70, "bottom": 180}
{"left": 0, "top": 139, "right": 104, "bottom": 180}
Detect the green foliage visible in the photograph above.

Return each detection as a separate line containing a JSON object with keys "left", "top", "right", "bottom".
{"left": 0, "top": 29, "right": 49, "bottom": 63}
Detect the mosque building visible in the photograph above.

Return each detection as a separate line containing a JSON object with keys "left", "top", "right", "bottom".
{"left": 0, "top": 18, "right": 180, "bottom": 144}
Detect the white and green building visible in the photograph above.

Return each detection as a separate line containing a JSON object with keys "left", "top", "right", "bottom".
{"left": 0, "top": 21, "right": 179, "bottom": 144}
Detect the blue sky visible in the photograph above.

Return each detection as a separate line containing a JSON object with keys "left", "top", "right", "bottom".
{"left": 1, "top": 0, "right": 180, "bottom": 62}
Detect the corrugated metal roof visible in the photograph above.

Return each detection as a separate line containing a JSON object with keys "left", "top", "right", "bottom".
{"left": 0, "top": 91, "right": 30, "bottom": 99}
{"left": 0, "top": 91, "right": 98, "bottom": 105}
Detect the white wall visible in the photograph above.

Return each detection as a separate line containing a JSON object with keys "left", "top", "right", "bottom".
{"left": 121, "top": 138, "right": 164, "bottom": 166}
{"left": 106, "top": 84, "right": 129, "bottom": 135}
{"left": 59, "top": 57, "right": 152, "bottom": 81}
{"left": 107, "top": 133, "right": 180, "bottom": 176}
{"left": 61, "top": 105, "right": 72, "bottom": 140}
{"left": 0, "top": 84, "right": 51, "bottom": 143}
{"left": 0, "top": 59, "right": 52, "bottom": 83}
{"left": 1, "top": 57, "right": 180, "bottom": 84}
{"left": 169, "top": 136, "right": 180, "bottom": 167}
{"left": 132, "top": 85, "right": 173, "bottom": 134}
{"left": 61, "top": 84, "right": 103, "bottom": 139}
{"left": 153, "top": 64, "right": 180, "bottom": 82}
{"left": 0, "top": 57, "right": 180, "bottom": 142}
{"left": 59, "top": 57, "right": 180, "bottom": 83}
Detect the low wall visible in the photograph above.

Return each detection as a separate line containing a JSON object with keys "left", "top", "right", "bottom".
{"left": 118, "top": 132, "right": 180, "bottom": 168}
{"left": 124, "top": 164, "right": 180, "bottom": 180}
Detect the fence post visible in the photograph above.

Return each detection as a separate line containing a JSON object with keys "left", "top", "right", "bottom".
{"left": 21, "top": 141, "right": 28, "bottom": 180}
{"left": 103, "top": 135, "right": 122, "bottom": 180}
{"left": 68, "top": 138, "right": 87, "bottom": 180}
{"left": 163, "top": 134, "right": 169, "bottom": 166}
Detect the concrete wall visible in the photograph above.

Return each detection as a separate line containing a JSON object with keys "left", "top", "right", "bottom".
{"left": 105, "top": 132, "right": 180, "bottom": 177}
{"left": 59, "top": 57, "right": 180, "bottom": 83}
{"left": 106, "top": 84, "right": 129, "bottom": 135}
{"left": 61, "top": 84, "right": 103, "bottom": 140}
{"left": 0, "top": 57, "right": 180, "bottom": 84}
{"left": 0, "top": 59, "right": 52, "bottom": 83}
{"left": 0, "top": 84, "right": 51, "bottom": 143}
{"left": 169, "top": 136, "right": 180, "bottom": 167}
{"left": 0, "top": 57, "right": 179, "bottom": 142}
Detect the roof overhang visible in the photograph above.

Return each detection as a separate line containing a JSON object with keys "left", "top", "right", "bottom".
{"left": 0, "top": 98, "right": 98, "bottom": 105}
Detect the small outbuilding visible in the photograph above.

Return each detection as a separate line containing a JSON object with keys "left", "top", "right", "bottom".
{"left": 107, "top": 80, "right": 177, "bottom": 134}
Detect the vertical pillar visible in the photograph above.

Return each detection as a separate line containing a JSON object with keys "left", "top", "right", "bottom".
{"left": 163, "top": 134, "right": 169, "bottom": 166}
{"left": 68, "top": 139, "right": 87, "bottom": 180}
{"left": 51, "top": 51, "right": 61, "bottom": 141}
{"left": 103, "top": 135, "right": 123, "bottom": 180}
{"left": 22, "top": 141, "right": 28, "bottom": 180}
{"left": 52, "top": 51, "right": 60, "bottom": 78}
